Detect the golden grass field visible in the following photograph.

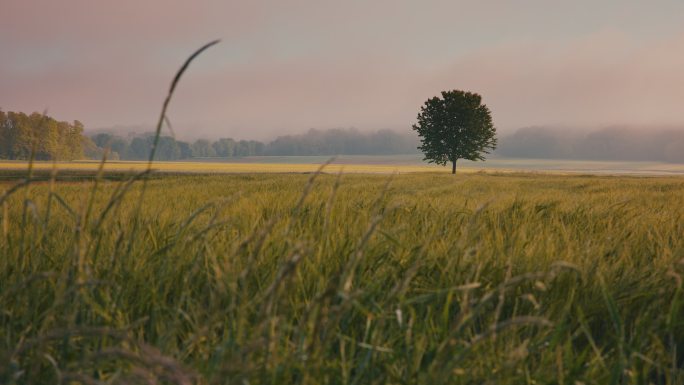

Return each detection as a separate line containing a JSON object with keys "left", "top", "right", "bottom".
{"left": 0, "top": 160, "right": 442, "bottom": 175}
{"left": 3, "top": 157, "right": 684, "bottom": 176}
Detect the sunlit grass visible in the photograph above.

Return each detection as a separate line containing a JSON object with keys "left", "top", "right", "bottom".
{"left": 4, "top": 157, "right": 684, "bottom": 176}
{"left": 1, "top": 170, "right": 683, "bottom": 384}
{"left": 0, "top": 160, "right": 445, "bottom": 174}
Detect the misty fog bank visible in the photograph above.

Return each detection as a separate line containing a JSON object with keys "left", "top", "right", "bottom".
{"left": 86, "top": 124, "right": 684, "bottom": 163}
{"left": 268, "top": 126, "right": 684, "bottom": 162}
{"left": 497, "top": 126, "right": 684, "bottom": 163}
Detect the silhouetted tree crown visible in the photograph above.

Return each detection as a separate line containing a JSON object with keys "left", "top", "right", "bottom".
{"left": 412, "top": 90, "right": 497, "bottom": 174}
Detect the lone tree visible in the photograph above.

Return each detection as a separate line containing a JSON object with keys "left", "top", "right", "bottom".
{"left": 412, "top": 90, "right": 497, "bottom": 174}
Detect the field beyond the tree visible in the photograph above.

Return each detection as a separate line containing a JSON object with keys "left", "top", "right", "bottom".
{"left": 1, "top": 170, "right": 684, "bottom": 384}
{"left": 3, "top": 156, "right": 684, "bottom": 176}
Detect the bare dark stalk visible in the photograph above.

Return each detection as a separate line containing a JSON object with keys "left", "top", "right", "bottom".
{"left": 124, "top": 40, "right": 219, "bottom": 261}
{"left": 147, "top": 40, "right": 220, "bottom": 168}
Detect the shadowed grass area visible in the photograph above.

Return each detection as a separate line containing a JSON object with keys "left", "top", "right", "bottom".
{"left": 1, "top": 171, "right": 684, "bottom": 384}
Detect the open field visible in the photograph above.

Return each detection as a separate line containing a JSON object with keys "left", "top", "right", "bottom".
{"left": 3, "top": 156, "right": 684, "bottom": 176}
{"left": 191, "top": 155, "right": 684, "bottom": 175}
{"left": 2, "top": 170, "right": 684, "bottom": 384}
{"left": 0, "top": 159, "right": 440, "bottom": 176}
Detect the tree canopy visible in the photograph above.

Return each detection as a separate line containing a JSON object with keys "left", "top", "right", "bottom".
{"left": 0, "top": 109, "right": 86, "bottom": 160}
{"left": 87, "top": 128, "right": 417, "bottom": 160}
{"left": 412, "top": 90, "right": 497, "bottom": 174}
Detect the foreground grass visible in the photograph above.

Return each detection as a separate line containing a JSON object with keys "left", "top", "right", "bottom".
{"left": 1, "top": 171, "right": 684, "bottom": 384}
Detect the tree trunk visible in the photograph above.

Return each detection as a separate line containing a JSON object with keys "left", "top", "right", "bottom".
{"left": 451, "top": 158, "right": 457, "bottom": 174}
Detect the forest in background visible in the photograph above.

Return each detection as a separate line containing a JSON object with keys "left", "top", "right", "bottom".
{"left": 80, "top": 125, "right": 684, "bottom": 164}
{"left": 4, "top": 109, "right": 684, "bottom": 163}
{"left": 90, "top": 127, "right": 420, "bottom": 160}
{"left": 0, "top": 110, "right": 419, "bottom": 160}
{"left": 0, "top": 110, "right": 90, "bottom": 160}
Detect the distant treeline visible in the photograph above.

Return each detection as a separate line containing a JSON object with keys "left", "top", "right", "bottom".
{"left": 497, "top": 126, "right": 684, "bottom": 163}
{"left": 91, "top": 133, "right": 266, "bottom": 160}
{"left": 91, "top": 128, "right": 420, "bottom": 160}
{"left": 6, "top": 109, "right": 684, "bottom": 163}
{"left": 265, "top": 128, "right": 419, "bottom": 155}
{"left": 0, "top": 110, "right": 88, "bottom": 160}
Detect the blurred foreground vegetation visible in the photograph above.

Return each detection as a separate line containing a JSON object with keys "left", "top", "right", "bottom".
{"left": 1, "top": 171, "right": 684, "bottom": 384}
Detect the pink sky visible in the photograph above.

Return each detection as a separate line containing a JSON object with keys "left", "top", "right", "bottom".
{"left": 2, "top": 0, "right": 684, "bottom": 139}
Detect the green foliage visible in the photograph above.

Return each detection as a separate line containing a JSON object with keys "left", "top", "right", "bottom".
{"left": 191, "top": 139, "right": 216, "bottom": 158}
{"left": 92, "top": 133, "right": 128, "bottom": 159}
{"left": 265, "top": 128, "right": 419, "bottom": 156}
{"left": 212, "top": 137, "right": 237, "bottom": 157}
{"left": 1, "top": 171, "right": 684, "bottom": 384}
{"left": 119, "top": 136, "right": 181, "bottom": 161}
{"left": 0, "top": 110, "right": 85, "bottom": 160}
{"left": 413, "top": 90, "right": 497, "bottom": 173}
{"left": 128, "top": 137, "right": 151, "bottom": 160}
{"left": 155, "top": 136, "right": 182, "bottom": 161}
{"left": 85, "top": 128, "right": 419, "bottom": 161}
{"left": 86, "top": 134, "right": 271, "bottom": 161}
{"left": 177, "top": 140, "right": 193, "bottom": 159}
